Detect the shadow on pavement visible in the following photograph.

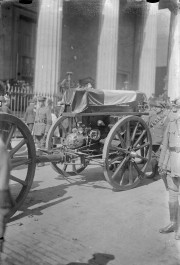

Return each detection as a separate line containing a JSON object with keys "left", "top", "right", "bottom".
{"left": 9, "top": 180, "right": 72, "bottom": 222}
{"left": 9, "top": 166, "right": 159, "bottom": 223}
{"left": 65, "top": 253, "right": 115, "bottom": 265}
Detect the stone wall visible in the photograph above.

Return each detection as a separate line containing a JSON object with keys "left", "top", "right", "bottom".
{"left": 0, "top": 3, "right": 13, "bottom": 80}
{"left": 61, "top": 12, "right": 100, "bottom": 85}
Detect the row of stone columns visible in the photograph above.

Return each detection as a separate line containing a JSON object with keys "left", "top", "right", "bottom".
{"left": 34, "top": 0, "right": 180, "bottom": 101}
{"left": 34, "top": 0, "right": 63, "bottom": 97}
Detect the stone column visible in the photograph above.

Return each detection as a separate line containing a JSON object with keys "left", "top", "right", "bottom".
{"left": 138, "top": 3, "right": 158, "bottom": 99}
{"left": 34, "top": 0, "right": 63, "bottom": 97}
{"left": 167, "top": 9, "right": 180, "bottom": 100}
{"left": 96, "top": 0, "right": 120, "bottom": 90}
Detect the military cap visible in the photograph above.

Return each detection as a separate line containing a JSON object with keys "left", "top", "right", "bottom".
{"left": 29, "top": 98, "right": 34, "bottom": 103}
{"left": 79, "top": 77, "right": 95, "bottom": 87}
{"left": 38, "top": 96, "right": 46, "bottom": 102}
{"left": 149, "top": 98, "right": 162, "bottom": 108}
{"left": 0, "top": 96, "right": 6, "bottom": 102}
{"left": 172, "top": 97, "right": 180, "bottom": 106}
{"left": 47, "top": 98, "right": 53, "bottom": 104}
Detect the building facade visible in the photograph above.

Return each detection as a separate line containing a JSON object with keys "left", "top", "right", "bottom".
{"left": 0, "top": 0, "right": 179, "bottom": 101}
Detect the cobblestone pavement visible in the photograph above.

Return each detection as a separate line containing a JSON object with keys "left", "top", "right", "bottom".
{"left": 1, "top": 164, "right": 180, "bottom": 265}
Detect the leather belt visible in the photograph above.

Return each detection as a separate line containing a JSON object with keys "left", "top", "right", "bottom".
{"left": 35, "top": 120, "right": 46, "bottom": 124}
{"left": 169, "top": 147, "right": 180, "bottom": 153}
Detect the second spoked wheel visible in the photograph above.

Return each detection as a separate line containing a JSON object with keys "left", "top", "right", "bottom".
{"left": 103, "top": 115, "right": 152, "bottom": 191}
{"left": 0, "top": 113, "right": 36, "bottom": 218}
{"left": 46, "top": 115, "right": 87, "bottom": 176}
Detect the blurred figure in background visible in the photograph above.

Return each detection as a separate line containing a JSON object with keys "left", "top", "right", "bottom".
{"left": 24, "top": 98, "right": 36, "bottom": 132}
{"left": 78, "top": 77, "right": 95, "bottom": 89}
{"left": 33, "top": 96, "right": 52, "bottom": 167}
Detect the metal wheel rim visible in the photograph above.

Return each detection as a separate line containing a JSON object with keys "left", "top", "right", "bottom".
{"left": 103, "top": 115, "right": 152, "bottom": 191}
{"left": 46, "top": 115, "right": 87, "bottom": 176}
{"left": 0, "top": 114, "right": 36, "bottom": 218}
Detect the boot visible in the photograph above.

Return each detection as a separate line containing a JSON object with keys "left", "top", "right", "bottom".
{"left": 175, "top": 204, "right": 180, "bottom": 240}
{"left": 146, "top": 159, "right": 159, "bottom": 180}
{"left": 159, "top": 201, "right": 178, "bottom": 234}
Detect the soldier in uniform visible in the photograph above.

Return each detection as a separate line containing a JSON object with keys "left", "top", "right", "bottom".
{"left": 24, "top": 98, "right": 36, "bottom": 132}
{"left": 33, "top": 96, "right": 52, "bottom": 167}
{"left": 144, "top": 98, "right": 169, "bottom": 180}
{"left": 158, "top": 98, "right": 180, "bottom": 240}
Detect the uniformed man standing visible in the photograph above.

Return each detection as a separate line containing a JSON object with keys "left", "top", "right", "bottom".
{"left": 24, "top": 99, "right": 36, "bottom": 132}
{"left": 33, "top": 96, "right": 52, "bottom": 167}
{"left": 144, "top": 98, "right": 169, "bottom": 180}
{"left": 158, "top": 98, "right": 180, "bottom": 240}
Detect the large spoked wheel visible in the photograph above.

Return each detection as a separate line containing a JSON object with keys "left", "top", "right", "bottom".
{"left": 0, "top": 113, "right": 36, "bottom": 218}
{"left": 103, "top": 115, "right": 152, "bottom": 191}
{"left": 46, "top": 115, "right": 87, "bottom": 176}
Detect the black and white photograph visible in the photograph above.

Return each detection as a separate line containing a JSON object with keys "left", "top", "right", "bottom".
{"left": 0, "top": 0, "right": 180, "bottom": 264}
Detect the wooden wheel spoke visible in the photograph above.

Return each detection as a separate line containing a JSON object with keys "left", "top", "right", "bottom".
{"left": 110, "top": 144, "right": 127, "bottom": 154}
{"left": 135, "top": 154, "right": 148, "bottom": 162}
{"left": 5, "top": 124, "right": 16, "bottom": 148}
{"left": 131, "top": 161, "right": 145, "bottom": 179}
{"left": 112, "top": 156, "right": 129, "bottom": 180}
{"left": 110, "top": 155, "right": 125, "bottom": 165}
{"left": 11, "top": 157, "right": 32, "bottom": 169}
{"left": 119, "top": 172, "right": 127, "bottom": 185}
{"left": 10, "top": 174, "right": 27, "bottom": 186}
{"left": 116, "top": 132, "right": 126, "bottom": 148}
{"left": 131, "top": 122, "right": 139, "bottom": 143}
{"left": 128, "top": 161, "right": 134, "bottom": 185}
{"left": 134, "top": 142, "right": 150, "bottom": 151}
{"left": 9, "top": 139, "right": 27, "bottom": 157}
{"left": 63, "top": 164, "right": 68, "bottom": 171}
{"left": 133, "top": 130, "right": 147, "bottom": 148}
{"left": 126, "top": 121, "right": 131, "bottom": 147}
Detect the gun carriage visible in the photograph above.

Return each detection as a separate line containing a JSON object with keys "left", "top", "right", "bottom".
{"left": 0, "top": 89, "right": 152, "bottom": 218}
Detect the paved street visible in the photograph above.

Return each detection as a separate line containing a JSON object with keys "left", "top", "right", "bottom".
{"left": 1, "top": 164, "right": 180, "bottom": 265}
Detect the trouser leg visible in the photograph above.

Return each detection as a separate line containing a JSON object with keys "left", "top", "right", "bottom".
{"left": 159, "top": 189, "right": 178, "bottom": 233}
{"left": 160, "top": 176, "right": 180, "bottom": 235}
{"left": 36, "top": 135, "right": 45, "bottom": 167}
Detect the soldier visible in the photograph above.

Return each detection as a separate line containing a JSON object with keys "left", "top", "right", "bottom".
{"left": 24, "top": 98, "right": 36, "bottom": 132}
{"left": 144, "top": 98, "right": 169, "bottom": 180}
{"left": 33, "top": 96, "right": 52, "bottom": 167}
{"left": 158, "top": 98, "right": 180, "bottom": 240}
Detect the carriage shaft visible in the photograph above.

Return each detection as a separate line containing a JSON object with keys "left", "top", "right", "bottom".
{"left": 36, "top": 153, "right": 64, "bottom": 164}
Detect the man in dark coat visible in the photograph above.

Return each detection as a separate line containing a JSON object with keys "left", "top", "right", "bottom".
{"left": 24, "top": 99, "right": 36, "bottom": 132}
{"left": 33, "top": 96, "right": 52, "bottom": 167}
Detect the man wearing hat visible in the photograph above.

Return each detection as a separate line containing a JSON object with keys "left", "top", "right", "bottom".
{"left": 158, "top": 97, "right": 180, "bottom": 240}
{"left": 24, "top": 98, "right": 36, "bottom": 132}
{"left": 33, "top": 96, "right": 52, "bottom": 167}
{"left": 144, "top": 98, "right": 169, "bottom": 180}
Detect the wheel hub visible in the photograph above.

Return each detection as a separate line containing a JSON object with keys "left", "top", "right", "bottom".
{"left": 129, "top": 150, "right": 137, "bottom": 158}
